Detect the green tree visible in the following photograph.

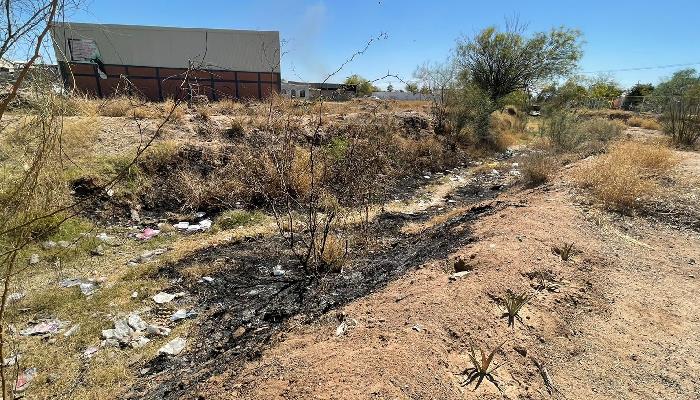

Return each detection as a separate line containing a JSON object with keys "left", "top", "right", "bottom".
{"left": 455, "top": 24, "right": 583, "bottom": 103}
{"left": 588, "top": 77, "right": 623, "bottom": 100}
{"left": 622, "top": 83, "right": 654, "bottom": 110}
{"left": 405, "top": 82, "right": 419, "bottom": 94}
{"left": 344, "top": 74, "right": 377, "bottom": 96}
{"left": 653, "top": 69, "right": 700, "bottom": 99}
{"left": 386, "top": 84, "right": 394, "bottom": 92}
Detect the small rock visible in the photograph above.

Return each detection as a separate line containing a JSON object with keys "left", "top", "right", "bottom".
{"left": 41, "top": 241, "right": 56, "bottom": 250}
{"left": 127, "top": 314, "right": 148, "bottom": 331}
{"left": 28, "top": 254, "right": 40, "bottom": 265}
{"left": 20, "top": 320, "right": 62, "bottom": 336}
{"left": 90, "top": 245, "right": 105, "bottom": 256}
{"left": 449, "top": 271, "right": 471, "bottom": 281}
{"left": 412, "top": 324, "right": 424, "bottom": 332}
{"left": 8, "top": 292, "right": 25, "bottom": 303}
{"left": 57, "top": 240, "right": 70, "bottom": 248}
{"left": 83, "top": 346, "right": 99, "bottom": 359}
{"left": 158, "top": 337, "right": 186, "bottom": 356}
{"left": 170, "top": 309, "right": 196, "bottom": 322}
{"left": 232, "top": 326, "right": 246, "bottom": 339}
{"left": 146, "top": 324, "right": 171, "bottom": 337}
{"left": 63, "top": 324, "right": 80, "bottom": 337}
{"left": 152, "top": 292, "right": 176, "bottom": 304}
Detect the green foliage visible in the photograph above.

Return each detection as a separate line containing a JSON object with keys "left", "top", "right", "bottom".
{"left": 623, "top": 83, "right": 654, "bottom": 110}
{"left": 386, "top": 84, "right": 394, "bottom": 92}
{"left": 541, "top": 111, "right": 583, "bottom": 150}
{"left": 541, "top": 78, "right": 588, "bottom": 109}
{"left": 461, "top": 340, "right": 506, "bottom": 391}
{"left": 653, "top": 69, "right": 700, "bottom": 100}
{"left": 499, "top": 90, "right": 529, "bottom": 110}
{"left": 405, "top": 82, "right": 419, "bottom": 94}
{"left": 455, "top": 24, "right": 583, "bottom": 102}
{"left": 501, "top": 291, "right": 532, "bottom": 327}
{"left": 215, "top": 210, "right": 265, "bottom": 230}
{"left": 325, "top": 137, "right": 349, "bottom": 160}
{"left": 588, "top": 77, "right": 623, "bottom": 100}
{"left": 448, "top": 83, "right": 495, "bottom": 143}
{"left": 344, "top": 74, "right": 378, "bottom": 96}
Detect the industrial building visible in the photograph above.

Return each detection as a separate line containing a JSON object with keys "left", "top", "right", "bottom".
{"left": 50, "top": 22, "right": 281, "bottom": 101}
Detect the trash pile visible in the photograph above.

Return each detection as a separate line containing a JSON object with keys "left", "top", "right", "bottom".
{"left": 102, "top": 313, "right": 171, "bottom": 349}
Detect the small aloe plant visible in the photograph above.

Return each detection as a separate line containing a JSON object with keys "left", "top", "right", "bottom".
{"left": 501, "top": 290, "right": 532, "bottom": 328}
{"left": 461, "top": 340, "right": 506, "bottom": 391}
{"left": 552, "top": 242, "right": 575, "bottom": 261}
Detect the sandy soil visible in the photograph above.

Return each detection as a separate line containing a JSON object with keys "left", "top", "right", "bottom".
{"left": 195, "top": 147, "right": 700, "bottom": 399}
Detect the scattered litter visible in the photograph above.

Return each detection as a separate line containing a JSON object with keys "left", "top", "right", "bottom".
{"left": 103, "top": 314, "right": 169, "bottom": 348}
{"left": 20, "top": 319, "right": 64, "bottom": 336}
{"left": 63, "top": 324, "right": 80, "bottom": 337}
{"left": 170, "top": 309, "right": 197, "bottom": 322}
{"left": 3, "top": 354, "right": 21, "bottom": 367}
{"left": 135, "top": 228, "right": 160, "bottom": 240}
{"left": 41, "top": 240, "right": 56, "bottom": 250}
{"left": 152, "top": 292, "right": 180, "bottom": 304}
{"left": 158, "top": 337, "right": 186, "bottom": 356}
{"left": 146, "top": 324, "right": 171, "bottom": 337}
{"left": 272, "top": 264, "right": 285, "bottom": 277}
{"left": 83, "top": 346, "right": 99, "bottom": 359}
{"left": 412, "top": 324, "right": 424, "bottom": 332}
{"left": 449, "top": 271, "right": 471, "bottom": 280}
{"left": 95, "top": 232, "right": 113, "bottom": 242}
{"left": 199, "top": 219, "right": 212, "bottom": 230}
{"left": 8, "top": 292, "right": 25, "bottom": 303}
{"left": 510, "top": 170, "right": 522, "bottom": 176}
{"left": 195, "top": 211, "right": 206, "bottom": 218}
{"left": 131, "top": 291, "right": 139, "bottom": 299}
{"left": 59, "top": 278, "right": 81, "bottom": 288}
{"left": 127, "top": 314, "right": 148, "bottom": 332}
{"left": 130, "top": 248, "right": 168, "bottom": 264}
{"left": 335, "top": 318, "right": 358, "bottom": 337}
{"left": 79, "top": 282, "right": 97, "bottom": 296}
{"left": 199, "top": 276, "right": 214, "bottom": 283}
{"left": 14, "top": 367, "right": 36, "bottom": 392}
{"left": 173, "top": 222, "right": 190, "bottom": 230}
{"left": 28, "top": 254, "right": 39, "bottom": 265}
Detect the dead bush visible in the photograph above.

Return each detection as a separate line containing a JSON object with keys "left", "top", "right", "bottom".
{"left": 627, "top": 116, "right": 662, "bottom": 130}
{"left": 579, "top": 118, "right": 625, "bottom": 142}
{"left": 574, "top": 141, "right": 676, "bottom": 209}
{"left": 521, "top": 153, "right": 557, "bottom": 186}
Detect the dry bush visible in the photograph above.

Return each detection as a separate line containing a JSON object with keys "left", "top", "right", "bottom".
{"left": 627, "top": 116, "right": 662, "bottom": 130}
{"left": 207, "top": 98, "right": 244, "bottom": 115}
{"left": 319, "top": 234, "right": 347, "bottom": 271}
{"left": 580, "top": 118, "right": 625, "bottom": 142}
{"left": 521, "top": 153, "right": 558, "bottom": 186}
{"left": 488, "top": 110, "right": 526, "bottom": 151}
{"left": 574, "top": 141, "right": 676, "bottom": 209}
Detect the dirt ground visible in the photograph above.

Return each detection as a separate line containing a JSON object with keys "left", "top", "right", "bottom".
{"left": 190, "top": 139, "right": 700, "bottom": 399}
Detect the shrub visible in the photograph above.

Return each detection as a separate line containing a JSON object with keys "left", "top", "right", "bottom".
{"left": 215, "top": 210, "right": 265, "bottom": 230}
{"left": 627, "top": 116, "right": 662, "bottom": 130}
{"left": 521, "top": 153, "right": 557, "bottom": 186}
{"left": 541, "top": 111, "right": 583, "bottom": 151}
{"left": 579, "top": 118, "right": 625, "bottom": 142}
{"left": 574, "top": 141, "right": 676, "bottom": 210}
{"left": 661, "top": 98, "right": 700, "bottom": 146}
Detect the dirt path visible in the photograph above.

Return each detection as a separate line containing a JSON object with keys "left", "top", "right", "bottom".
{"left": 191, "top": 148, "right": 700, "bottom": 400}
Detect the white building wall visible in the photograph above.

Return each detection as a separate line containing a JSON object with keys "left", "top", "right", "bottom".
{"left": 51, "top": 22, "right": 280, "bottom": 72}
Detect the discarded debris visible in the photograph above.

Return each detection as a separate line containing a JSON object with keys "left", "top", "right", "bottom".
{"left": 152, "top": 291, "right": 183, "bottom": 304}
{"left": 83, "top": 346, "right": 99, "bottom": 359}
{"left": 41, "top": 240, "right": 56, "bottom": 250}
{"left": 63, "top": 324, "right": 80, "bottom": 337}
{"left": 158, "top": 337, "right": 186, "bottom": 356}
{"left": 130, "top": 248, "right": 168, "bottom": 264}
{"left": 28, "top": 253, "right": 40, "bottom": 265}
{"left": 95, "top": 232, "right": 113, "bottom": 242}
{"left": 79, "top": 282, "right": 97, "bottom": 296}
{"left": 3, "top": 354, "right": 21, "bottom": 367}
{"left": 135, "top": 227, "right": 160, "bottom": 240}
{"left": 199, "top": 276, "right": 214, "bottom": 283}
{"left": 335, "top": 318, "right": 358, "bottom": 337}
{"left": 8, "top": 292, "right": 25, "bottom": 303}
{"left": 449, "top": 271, "right": 471, "bottom": 280}
{"left": 170, "top": 309, "right": 196, "bottom": 322}
{"left": 412, "top": 324, "right": 425, "bottom": 332}
{"left": 272, "top": 264, "right": 285, "bottom": 277}
{"left": 14, "top": 367, "right": 36, "bottom": 392}
{"left": 20, "top": 320, "right": 63, "bottom": 336}
{"left": 103, "top": 313, "right": 169, "bottom": 348}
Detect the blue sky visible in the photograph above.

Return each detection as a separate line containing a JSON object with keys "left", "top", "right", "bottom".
{"left": 62, "top": 0, "right": 700, "bottom": 89}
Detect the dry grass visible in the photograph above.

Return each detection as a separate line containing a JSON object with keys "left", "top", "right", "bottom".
{"left": 574, "top": 141, "right": 676, "bottom": 209}
{"left": 522, "top": 153, "right": 558, "bottom": 186}
{"left": 627, "top": 116, "right": 662, "bottom": 130}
